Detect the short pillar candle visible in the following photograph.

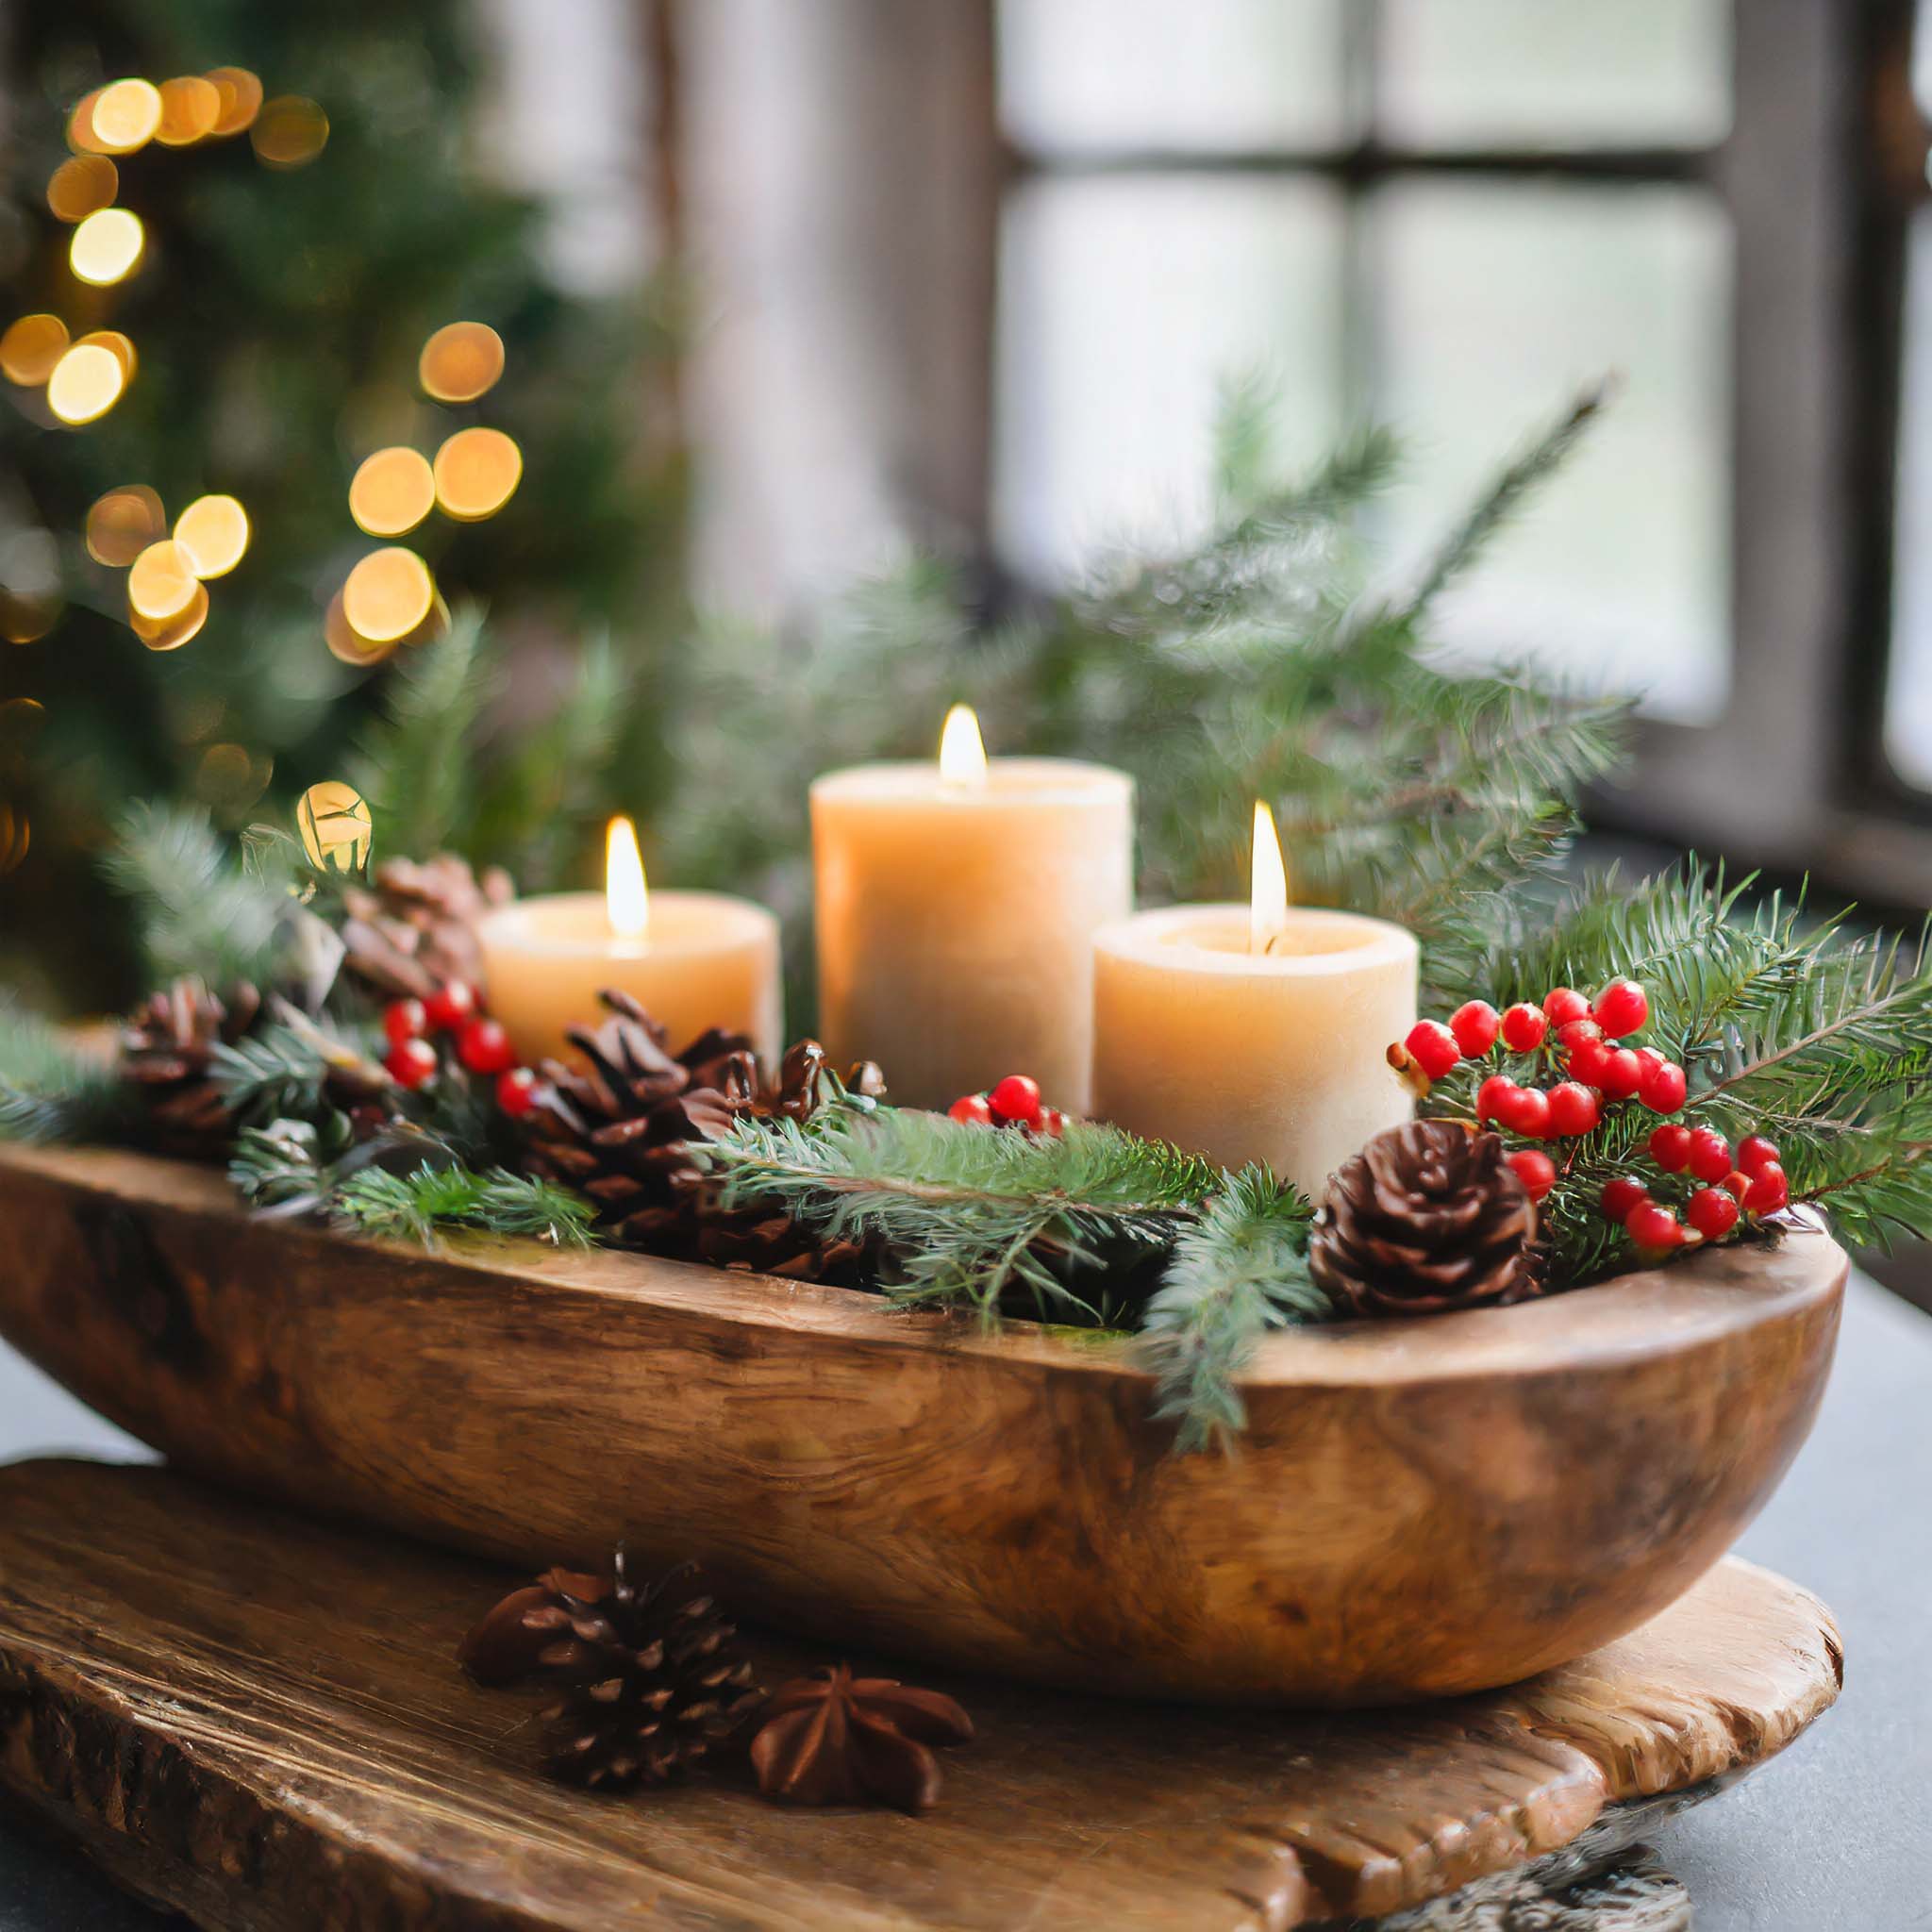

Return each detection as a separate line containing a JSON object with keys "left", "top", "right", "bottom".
{"left": 811, "top": 708, "right": 1134, "bottom": 1110}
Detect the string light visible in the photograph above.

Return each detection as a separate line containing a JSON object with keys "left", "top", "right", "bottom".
{"left": 433, "top": 426, "right": 523, "bottom": 521}
{"left": 156, "top": 76, "right": 221, "bottom": 147}
{"left": 399, "top": 592, "right": 450, "bottom": 648}
{"left": 66, "top": 90, "right": 109, "bottom": 156}
{"left": 127, "top": 540, "right": 200, "bottom": 622}
{"left": 70, "top": 207, "right": 144, "bottom": 286}
{"left": 0, "top": 804, "right": 28, "bottom": 877}
{"left": 130, "top": 580, "right": 209, "bottom": 652}
{"left": 296, "top": 780, "right": 373, "bottom": 873}
{"left": 325, "top": 589, "right": 394, "bottom": 666}
{"left": 89, "top": 79, "right": 162, "bottom": 155}
{"left": 45, "top": 156, "right": 118, "bottom": 224}
{"left": 174, "top": 494, "right": 250, "bottom": 577}
{"left": 348, "top": 447, "right": 435, "bottom": 537}
{"left": 86, "top": 486, "right": 168, "bottom": 566}
{"left": 341, "top": 547, "right": 435, "bottom": 642}
{"left": 45, "top": 341, "right": 125, "bottom": 424}
{"left": 75, "top": 330, "right": 137, "bottom": 381}
{"left": 0, "top": 315, "right": 69, "bottom": 387}
{"left": 206, "top": 69, "right": 264, "bottom": 139}
{"left": 419, "top": 322, "right": 505, "bottom": 403}
{"left": 195, "top": 741, "right": 270, "bottom": 809}
{"left": 250, "top": 96, "right": 329, "bottom": 169}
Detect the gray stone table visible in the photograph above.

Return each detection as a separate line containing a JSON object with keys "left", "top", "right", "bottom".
{"left": 1, "top": 1274, "right": 1926, "bottom": 1930}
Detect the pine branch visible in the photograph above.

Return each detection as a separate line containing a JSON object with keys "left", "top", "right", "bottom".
{"left": 0, "top": 1002, "right": 131, "bottom": 1145}
{"left": 1139, "top": 1167, "right": 1326, "bottom": 1452}
{"left": 103, "top": 802, "right": 290, "bottom": 989}
{"left": 328, "top": 1162, "right": 598, "bottom": 1249}
{"left": 349, "top": 603, "right": 495, "bottom": 862}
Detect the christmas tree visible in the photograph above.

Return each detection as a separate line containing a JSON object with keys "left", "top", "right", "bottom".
{"left": 0, "top": 0, "right": 686, "bottom": 1012}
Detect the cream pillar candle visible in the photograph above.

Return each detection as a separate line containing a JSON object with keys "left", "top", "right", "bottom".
{"left": 476, "top": 818, "right": 781, "bottom": 1067}
{"left": 1089, "top": 807, "right": 1417, "bottom": 1199}
{"left": 811, "top": 708, "right": 1133, "bottom": 1110}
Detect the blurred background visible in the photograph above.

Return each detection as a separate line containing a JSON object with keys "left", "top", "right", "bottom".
{"left": 1, "top": 3, "right": 1928, "bottom": 1099}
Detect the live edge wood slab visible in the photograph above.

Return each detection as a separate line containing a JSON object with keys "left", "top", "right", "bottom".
{"left": 0, "top": 1461, "right": 1842, "bottom": 1932}
{"left": 0, "top": 1143, "right": 1846, "bottom": 1706}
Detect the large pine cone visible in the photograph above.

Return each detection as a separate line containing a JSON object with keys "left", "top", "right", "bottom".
{"left": 339, "top": 853, "right": 514, "bottom": 1002}
{"left": 523, "top": 991, "right": 884, "bottom": 1280}
{"left": 459, "top": 1550, "right": 763, "bottom": 1791}
{"left": 119, "top": 977, "right": 263, "bottom": 1157}
{"left": 1309, "top": 1119, "right": 1539, "bottom": 1317}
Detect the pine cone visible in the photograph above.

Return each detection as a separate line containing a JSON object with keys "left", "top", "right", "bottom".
{"left": 339, "top": 852, "right": 515, "bottom": 1002}
{"left": 1308, "top": 1119, "right": 1539, "bottom": 1318}
{"left": 459, "top": 1551, "right": 763, "bottom": 1792}
{"left": 524, "top": 991, "right": 885, "bottom": 1281}
{"left": 119, "top": 977, "right": 263, "bottom": 1157}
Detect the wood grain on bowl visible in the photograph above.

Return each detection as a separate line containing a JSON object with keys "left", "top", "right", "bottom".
{"left": 0, "top": 1459, "right": 1843, "bottom": 1931}
{"left": 0, "top": 1142, "right": 1845, "bottom": 1705}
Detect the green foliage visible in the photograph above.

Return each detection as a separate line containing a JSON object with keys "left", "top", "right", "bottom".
{"left": 1139, "top": 1167, "right": 1327, "bottom": 1453}
{"left": 0, "top": 1000, "right": 131, "bottom": 1144}
{"left": 329, "top": 1161, "right": 597, "bottom": 1249}
{"left": 229, "top": 1112, "right": 362, "bottom": 1215}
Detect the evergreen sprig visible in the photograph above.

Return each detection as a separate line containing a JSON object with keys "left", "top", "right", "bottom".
{"left": 1139, "top": 1168, "right": 1327, "bottom": 1452}
{"left": 329, "top": 1162, "right": 598, "bottom": 1249}
{"left": 0, "top": 1001, "right": 131, "bottom": 1145}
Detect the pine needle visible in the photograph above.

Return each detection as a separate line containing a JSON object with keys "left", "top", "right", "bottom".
{"left": 329, "top": 1162, "right": 598, "bottom": 1249}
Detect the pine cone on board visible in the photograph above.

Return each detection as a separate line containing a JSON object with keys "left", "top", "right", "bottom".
{"left": 1308, "top": 1118, "right": 1540, "bottom": 1317}
{"left": 523, "top": 991, "right": 885, "bottom": 1280}
{"left": 339, "top": 852, "right": 514, "bottom": 1002}
{"left": 459, "top": 1550, "right": 763, "bottom": 1792}
{"left": 118, "top": 977, "right": 263, "bottom": 1157}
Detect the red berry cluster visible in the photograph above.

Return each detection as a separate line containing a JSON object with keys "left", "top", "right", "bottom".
{"left": 383, "top": 982, "right": 541, "bottom": 1117}
{"left": 1601, "top": 1126, "right": 1789, "bottom": 1256}
{"left": 1397, "top": 978, "right": 1681, "bottom": 1206}
{"left": 947, "top": 1073, "right": 1065, "bottom": 1138}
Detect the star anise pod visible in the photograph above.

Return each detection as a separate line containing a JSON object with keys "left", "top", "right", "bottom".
{"left": 747, "top": 1665, "right": 974, "bottom": 1813}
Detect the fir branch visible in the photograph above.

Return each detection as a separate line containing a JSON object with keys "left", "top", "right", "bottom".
{"left": 328, "top": 1161, "right": 598, "bottom": 1249}
{"left": 699, "top": 1108, "right": 1222, "bottom": 1322}
{"left": 208, "top": 1025, "right": 330, "bottom": 1128}
{"left": 0, "top": 1002, "right": 131, "bottom": 1145}
{"left": 1140, "top": 1167, "right": 1326, "bottom": 1453}
{"left": 349, "top": 603, "right": 495, "bottom": 862}
{"left": 102, "top": 802, "right": 288, "bottom": 988}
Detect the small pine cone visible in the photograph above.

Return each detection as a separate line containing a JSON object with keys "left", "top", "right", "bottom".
{"left": 460, "top": 1551, "right": 763, "bottom": 1792}
{"left": 119, "top": 977, "right": 262, "bottom": 1158}
{"left": 1309, "top": 1119, "right": 1539, "bottom": 1318}
{"left": 339, "top": 852, "right": 515, "bottom": 1002}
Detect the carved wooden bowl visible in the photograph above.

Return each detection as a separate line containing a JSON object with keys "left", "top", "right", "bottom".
{"left": 0, "top": 1143, "right": 1845, "bottom": 1706}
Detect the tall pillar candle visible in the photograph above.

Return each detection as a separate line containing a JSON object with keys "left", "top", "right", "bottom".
{"left": 811, "top": 709, "right": 1133, "bottom": 1109}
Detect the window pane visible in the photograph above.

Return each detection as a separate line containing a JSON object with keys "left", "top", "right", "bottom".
{"left": 1887, "top": 208, "right": 1932, "bottom": 785}
{"left": 1377, "top": 0, "right": 1731, "bottom": 150}
{"left": 993, "top": 175, "right": 1346, "bottom": 583}
{"left": 999, "top": 0, "right": 1350, "bottom": 154}
{"left": 1365, "top": 182, "right": 1731, "bottom": 723}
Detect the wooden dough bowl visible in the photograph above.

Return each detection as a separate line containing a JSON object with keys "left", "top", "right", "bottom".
{"left": 0, "top": 1142, "right": 1845, "bottom": 1707}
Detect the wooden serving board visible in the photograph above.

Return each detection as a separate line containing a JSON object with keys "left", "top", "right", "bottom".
{"left": 0, "top": 1460, "right": 1841, "bottom": 1931}
{"left": 0, "top": 1143, "right": 1846, "bottom": 1707}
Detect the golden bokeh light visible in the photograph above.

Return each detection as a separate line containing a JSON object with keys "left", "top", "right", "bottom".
{"left": 0, "top": 315, "right": 70, "bottom": 388}
{"left": 348, "top": 446, "right": 435, "bottom": 537}
{"left": 156, "top": 75, "right": 222, "bottom": 146}
{"left": 75, "top": 330, "right": 137, "bottom": 381}
{"left": 195, "top": 741, "right": 272, "bottom": 811}
{"left": 341, "top": 547, "right": 435, "bottom": 643}
{"left": 250, "top": 95, "right": 329, "bottom": 169}
{"left": 419, "top": 322, "right": 505, "bottom": 404}
{"left": 207, "top": 68, "right": 264, "bottom": 138}
{"left": 0, "top": 599, "right": 58, "bottom": 645}
{"left": 46, "top": 341, "right": 126, "bottom": 425}
{"left": 0, "top": 531, "right": 60, "bottom": 646}
{"left": 174, "top": 494, "right": 250, "bottom": 578}
{"left": 70, "top": 207, "right": 144, "bottom": 286}
{"left": 296, "top": 780, "right": 373, "bottom": 873}
{"left": 46, "top": 155, "right": 118, "bottom": 224}
{"left": 130, "top": 579, "right": 210, "bottom": 652}
{"left": 399, "top": 592, "right": 451, "bottom": 649}
{"left": 90, "top": 79, "right": 163, "bottom": 154}
{"left": 127, "top": 540, "right": 200, "bottom": 622}
{"left": 86, "top": 485, "right": 168, "bottom": 566}
{"left": 66, "top": 90, "right": 108, "bottom": 156}
{"left": 433, "top": 426, "right": 523, "bottom": 522}
{"left": 0, "top": 804, "right": 29, "bottom": 877}
{"left": 324, "top": 589, "right": 395, "bottom": 668}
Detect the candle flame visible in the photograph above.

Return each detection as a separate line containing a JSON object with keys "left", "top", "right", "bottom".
{"left": 605, "top": 815, "right": 649, "bottom": 939}
{"left": 1251, "top": 800, "right": 1289, "bottom": 955}
{"left": 939, "top": 703, "right": 988, "bottom": 786}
